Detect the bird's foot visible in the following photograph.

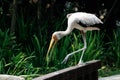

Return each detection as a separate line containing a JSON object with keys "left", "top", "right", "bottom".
{"left": 61, "top": 54, "right": 71, "bottom": 64}
{"left": 77, "top": 60, "right": 83, "bottom": 65}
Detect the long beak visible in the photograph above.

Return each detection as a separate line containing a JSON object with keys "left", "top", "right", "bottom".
{"left": 46, "top": 38, "right": 57, "bottom": 57}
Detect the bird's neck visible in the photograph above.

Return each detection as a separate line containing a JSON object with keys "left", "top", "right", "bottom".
{"left": 62, "top": 26, "right": 73, "bottom": 36}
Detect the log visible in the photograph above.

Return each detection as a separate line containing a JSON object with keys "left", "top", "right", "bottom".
{"left": 33, "top": 60, "right": 101, "bottom": 80}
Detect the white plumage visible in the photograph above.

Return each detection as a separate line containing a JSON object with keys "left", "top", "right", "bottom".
{"left": 67, "top": 12, "right": 102, "bottom": 32}
{"left": 68, "top": 12, "right": 102, "bottom": 25}
{"left": 46, "top": 12, "right": 103, "bottom": 65}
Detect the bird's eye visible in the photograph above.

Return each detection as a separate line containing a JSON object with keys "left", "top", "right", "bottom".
{"left": 56, "top": 33, "right": 61, "bottom": 39}
{"left": 58, "top": 33, "right": 61, "bottom": 36}
{"left": 57, "top": 34, "right": 60, "bottom": 37}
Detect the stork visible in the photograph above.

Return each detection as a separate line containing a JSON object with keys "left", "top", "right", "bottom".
{"left": 46, "top": 12, "right": 103, "bottom": 65}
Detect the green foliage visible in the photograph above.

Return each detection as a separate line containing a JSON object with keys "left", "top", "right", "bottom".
{"left": 83, "top": 31, "right": 104, "bottom": 61}
{"left": 16, "top": 15, "right": 36, "bottom": 42}
{"left": 46, "top": 31, "right": 104, "bottom": 67}
{"left": 0, "top": 29, "right": 39, "bottom": 76}
{"left": 1, "top": 13, "right": 120, "bottom": 78}
{"left": 103, "top": 30, "right": 120, "bottom": 67}
{"left": 99, "top": 66, "right": 120, "bottom": 77}
{"left": 30, "top": 34, "right": 46, "bottom": 66}
{"left": 0, "top": 0, "right": 120, "bottom": 79}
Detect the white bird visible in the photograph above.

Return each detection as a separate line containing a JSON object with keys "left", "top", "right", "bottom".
{"left": 46, "top": 12, "right": 103, "bottom": 65}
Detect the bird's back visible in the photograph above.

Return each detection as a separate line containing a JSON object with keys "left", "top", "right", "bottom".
{"left": 68, "top": 12, "right": 103, "bottom": 27}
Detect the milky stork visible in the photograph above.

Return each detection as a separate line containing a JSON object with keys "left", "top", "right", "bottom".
{"left": 46, "top": 12, "right": 103, "bottom": 65}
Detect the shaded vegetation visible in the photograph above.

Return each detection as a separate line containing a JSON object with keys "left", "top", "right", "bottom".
{"left": 0, "top": 0, "right": 120, "bottom": 79}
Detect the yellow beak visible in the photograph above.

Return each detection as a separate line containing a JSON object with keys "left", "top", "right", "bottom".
{"left": 46, "top": 38, "right": 57, "bottom": 58}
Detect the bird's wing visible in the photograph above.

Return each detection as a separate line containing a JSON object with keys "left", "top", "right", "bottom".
{"left": 79, "top": 14, "right": 103, "bottom": 26}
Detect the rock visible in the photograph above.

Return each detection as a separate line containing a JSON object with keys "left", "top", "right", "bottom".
{"left": 99, "top": 74, "right": 120, "bottom": 80}
{"left": 0, "top": 74, "right": 25, "bottom": 80}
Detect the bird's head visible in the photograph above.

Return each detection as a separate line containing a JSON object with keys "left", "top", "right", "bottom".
{"left": 46, "top": 31, "right": 64, "bottom": 57}
{"left": 52, "top": 31, "right": 64, "bottom": 40}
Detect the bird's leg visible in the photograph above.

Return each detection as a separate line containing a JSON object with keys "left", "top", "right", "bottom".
{"left": 61, "top": 47, "right": 86, "bottom": 64}
{"left": 62, "top": 31, "right": 87, "bottom": 64}
{"left": 78, "top": 31, "right": 87, "bottom": 64}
